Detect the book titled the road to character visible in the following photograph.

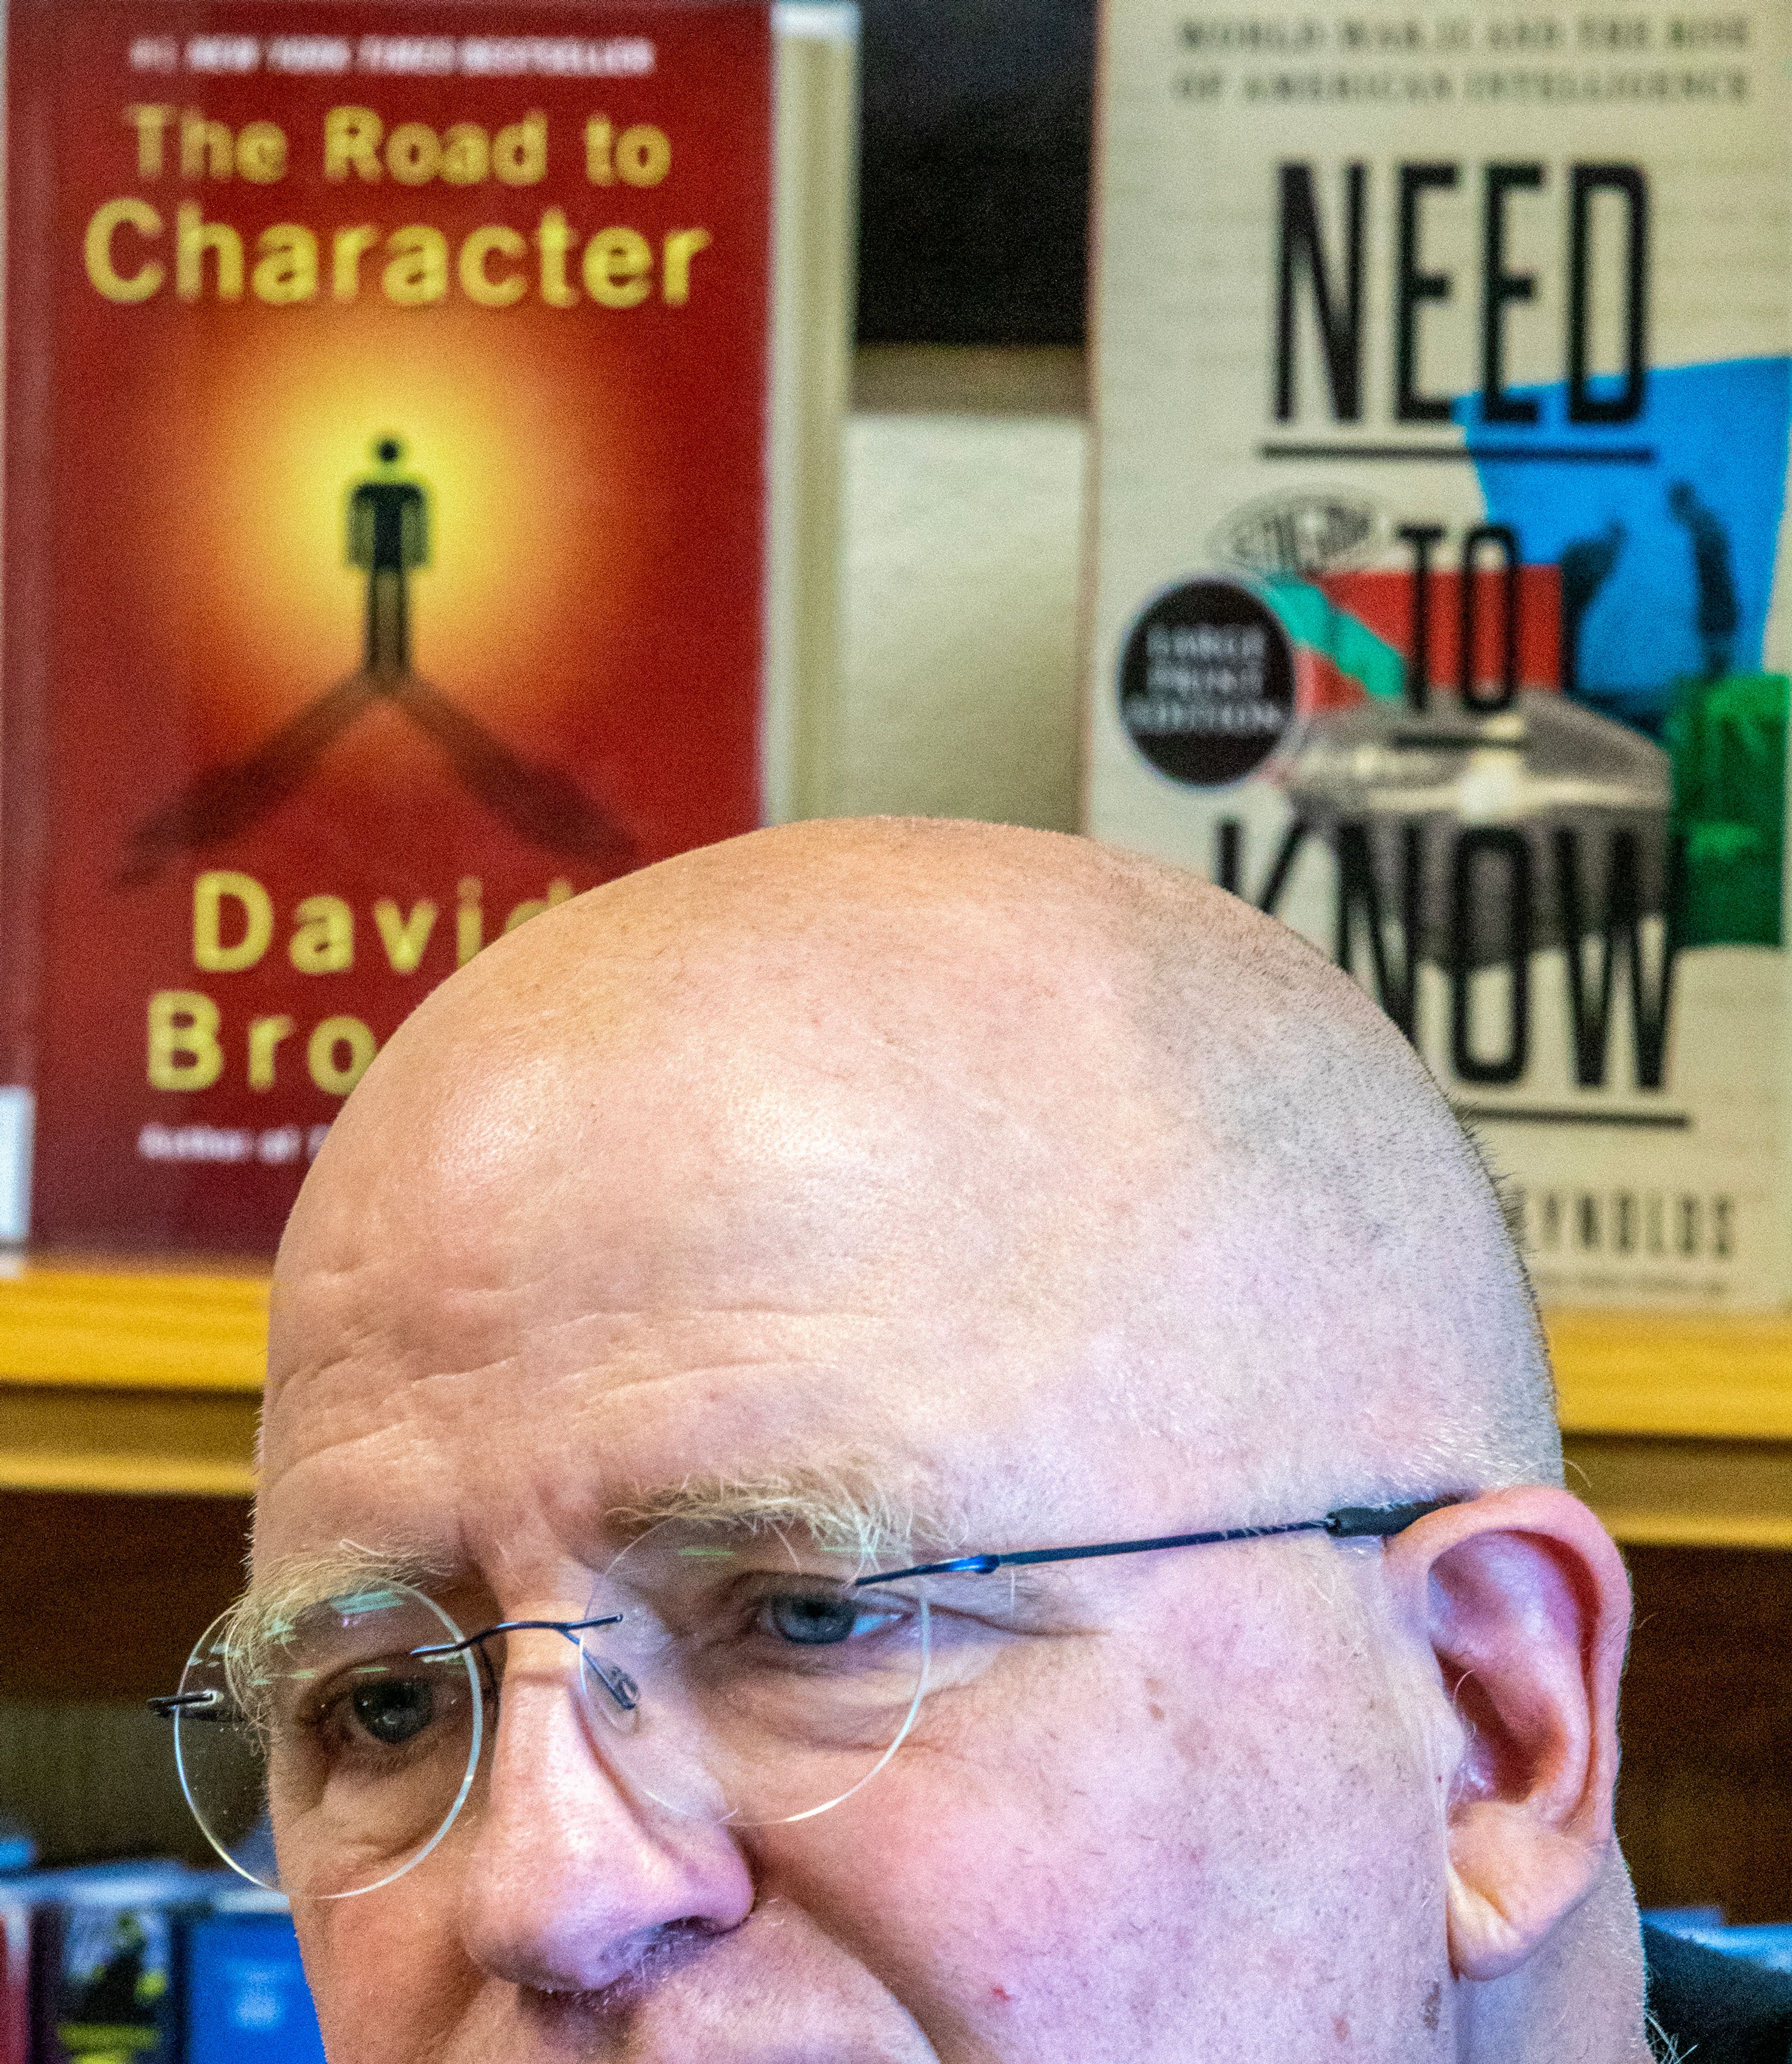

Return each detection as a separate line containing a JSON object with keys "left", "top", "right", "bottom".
{"left": 1085, "top": 0, "right": 1792, "bottom": 1306}
{"left": 0, "top": 0, "right": 780, "bottom": 1252}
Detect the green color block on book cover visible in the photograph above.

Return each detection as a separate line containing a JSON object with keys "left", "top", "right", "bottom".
{"left": 1668, "top": 671, "right": 1789, "bottom": 948}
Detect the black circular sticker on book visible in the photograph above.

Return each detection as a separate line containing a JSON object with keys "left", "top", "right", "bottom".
{"left": 1118, "top": 579, "right": 1296, "bottom": 786}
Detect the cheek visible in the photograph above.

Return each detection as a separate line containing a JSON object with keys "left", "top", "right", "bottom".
{"left": 749, "top": 1603, "right": 1446, "bottom": 2062}
{"left": 751, "top": 1679, "right": 1224, "bottom": 2053}
{"left": 296, "top": 1863, "right": 475, "bottom": 2064}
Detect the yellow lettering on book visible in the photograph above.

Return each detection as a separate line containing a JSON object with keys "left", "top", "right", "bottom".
{"left": 193, "top": 871, "right": 273, "bottom": 972}
{"left": 124, "top": 105, "right": 175, "bottom": 178}
{"left": 504, "top": 878, "right": 574, "bottom": 934}
{"left": 385, "top": 225, "right": 448, "bottom": 305}
{"left": 148, "top": 991, "right": 224, "bottom": 1091}
{"left": 253, "top": 225, "right": 318, "bottom": 304}
{"left": 374, "top": 897, "right": 439, "bottom": 971}
{"left": 584, "top": 226, "right": 651, "bottom": 308}
{"left": 176, "top": 201, "right": 243, "bottom": 300}
{"left": 494, "top": 112, "right": 546, "bottom": 185}
{"left": 289, "top": 894, "right": 354, "bottom": 973}
{"left": 308, "top": 1016, "right": 377, "bottom": 1095}
{"left": 236, "top": 122, "right": 288, "bottom": 183}
{"left": 585, "top": 117, "right": 615, "bottom": 184}
{"left": 442, "top": 124, "right": 491, "bottom": 185}
{"left": 247, "top": 1014, "right": 294, "bottom": 1090}
{"left": 459, "top": 225, "right": 526, "bottom": 308}
{"left": 585, "top": 118, "right": 668, "bottom": 186}
{"left": 331, "top": 224, "right": 379, "bottom": 302}
{"left": 616, "top": 124, "right": 670, "bottom": 186}
{"left": 662, "top": 227, "right": 710, "bottom": 306}
{"left": 386, "top": 122, "right": 442, "bottom": 185}
{"left": 84, "top": 197, "right": 712, "bottom": 312}
{"left": 181, "top": 110, "right": 233, "bottom": 180}
{"left": 85, "top": 198, "right": 164, "bottom": 302}
{"left": 535, "top": 208, "right": 579, "bottom": 306}
{"left": 456, "top": 876, "right": 483, "bottom": 964}
{"left": 325, "top": 106, "right": 384, "bottom": 181}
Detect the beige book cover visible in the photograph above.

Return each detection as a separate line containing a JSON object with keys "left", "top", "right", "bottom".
{"left": 1084, "top": 0, "right": 1792, "bottom": 1306}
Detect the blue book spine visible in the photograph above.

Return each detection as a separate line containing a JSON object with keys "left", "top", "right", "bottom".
{"left": 182, "top": 1917, "right": 324, "bottom": 2064}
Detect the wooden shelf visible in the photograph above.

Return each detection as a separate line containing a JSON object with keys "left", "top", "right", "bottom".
{"left": 2, "top": 1268, "right": 1792, "bottom": 1539}
{"left": 1549, "top": 1308, "right": 1792, "bottom": 1441}
{"left": 0, "top": 1266, "right": 264, "bottom": 1496}
{"left": 0, "top": 1265, "right": 266, "bottom": 1392}
{"left": 1548, "top": 1308, "right": 1792, "bottom": 1549}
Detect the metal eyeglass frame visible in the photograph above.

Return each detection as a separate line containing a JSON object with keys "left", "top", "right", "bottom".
{"left": 851, "top": 1496, "right": 1461, "bottom": 1588}
{"left": 147, "top": 1613, "right": 636, "bottom": 1725}
{"left": 148, "top": 1497, "right": 1459, "bottom": 1727}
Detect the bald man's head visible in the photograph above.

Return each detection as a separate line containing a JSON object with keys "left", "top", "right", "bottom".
{"left": 254, "top": 821, "right": 1638, "bottom": 2064}
{"left": 275, "top": 816, "right": 1558, "bottom": 1514}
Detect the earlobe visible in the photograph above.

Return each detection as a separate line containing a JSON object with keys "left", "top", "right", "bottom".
{"left": 1388, "top": 1489, "right": 1631, "bottom": 1982}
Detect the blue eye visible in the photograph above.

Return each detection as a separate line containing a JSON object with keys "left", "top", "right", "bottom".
{"left": 348, "top": 1675, "right": 436, "bottom": 1745}
{"left": 763, "top": 1594, "right": 872, "bottom": 1646}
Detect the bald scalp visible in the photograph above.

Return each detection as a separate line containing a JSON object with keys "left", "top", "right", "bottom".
{"left": 279, "top": 818, "right": 1560, "bottom": 1509}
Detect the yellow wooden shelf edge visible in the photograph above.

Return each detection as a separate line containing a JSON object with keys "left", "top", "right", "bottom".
{"left": 0, "top": 1267, "right": 1791, "bottom": 1446}
{"left": 0, "top": 1266, "right": 269, "bottom": 1392}
{"left": 1547, "top": 1308, "right": 1792, "bottom": 1442}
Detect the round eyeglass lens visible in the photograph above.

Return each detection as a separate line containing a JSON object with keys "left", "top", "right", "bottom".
{"left": 173, "top": 1582, "right": 482, "bottom": 1900}
{"left": 576, "top": 1523, "right": 930, "bottom": 1825}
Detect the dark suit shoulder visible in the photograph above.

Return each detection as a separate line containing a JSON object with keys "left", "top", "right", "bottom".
{"left": 1645, "top": 1923, "right": 1792, "bottom": 2063}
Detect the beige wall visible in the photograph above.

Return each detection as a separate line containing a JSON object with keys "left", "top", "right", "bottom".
{"left": 826, "top": 348, "right": 1088, "bottom": 833}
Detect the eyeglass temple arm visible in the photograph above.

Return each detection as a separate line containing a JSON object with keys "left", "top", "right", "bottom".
{"left": 855, "top": 1498, "right": 1460, "bottom": 1587}
{"left": 148, "top": 1690, "right": 223, "bottom": 1719}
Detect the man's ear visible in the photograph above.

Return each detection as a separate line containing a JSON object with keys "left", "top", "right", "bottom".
{"left": 1383, "top": 1488, "right": 1631, "bottom": 1982}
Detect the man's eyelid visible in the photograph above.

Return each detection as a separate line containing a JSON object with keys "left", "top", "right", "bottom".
{"left": 918, "top": 1564, "right": 1097, "bottom": 1629}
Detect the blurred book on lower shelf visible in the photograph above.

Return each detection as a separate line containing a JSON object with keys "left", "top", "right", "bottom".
{"left": 0, "top": 1859, "right": 322, "bottom": 2064}
{"left": 1646, "top": 1907, "right": 1792, "bottom": 1976}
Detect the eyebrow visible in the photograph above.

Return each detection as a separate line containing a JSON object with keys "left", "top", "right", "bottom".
{"left": 238, "top": 1470, "right": 958, "bottom": 1629}
{"left": 233, "top": 1544, "right": 447, "bottom": 1651}
{"left": 606, "top": 1468, "right": 961, "bottom": 1565}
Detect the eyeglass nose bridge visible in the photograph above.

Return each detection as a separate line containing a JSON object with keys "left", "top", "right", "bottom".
{"left": 411, "top": 1614, "right": 640, "bottom": 1716}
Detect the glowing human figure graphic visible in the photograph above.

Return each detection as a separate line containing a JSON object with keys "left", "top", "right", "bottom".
{"left": 119, "top": 433, "right": 632, "bottom": 883}
{"left": 349, "top": 437, "right": 429, "bottom": 673}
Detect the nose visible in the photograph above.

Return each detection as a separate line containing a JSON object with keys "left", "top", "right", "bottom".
{"left": 459, "top": 1635, "right": 756, "bottom": 1996}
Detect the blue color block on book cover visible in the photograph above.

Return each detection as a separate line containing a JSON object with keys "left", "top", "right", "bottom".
{"left": 183, "top": 1914, "right": 324, "bottom": 2064}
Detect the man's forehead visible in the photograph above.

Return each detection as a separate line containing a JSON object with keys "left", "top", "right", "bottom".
{"left": 258, "top": 996, "right": 1237, "bottom": 1580}
{"left": 268, "top": 862, "right": 1190, "bottom": 1434}
{"left": 257, "top": 1192, "right": 1229, "bottom": 1576}
{"left": 259, "top": 821, "right": 1510, "bottom": 1574}
{"left": 287, "top": 859, "right": 1167, "bottom": 1242}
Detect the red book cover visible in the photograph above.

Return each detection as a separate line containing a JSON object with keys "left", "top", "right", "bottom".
{"left": 2, "top": 0, "right": 773, "bottom": 1253}
{"left": 0, "top": 1898, "right": 24, "bottom": 2064}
